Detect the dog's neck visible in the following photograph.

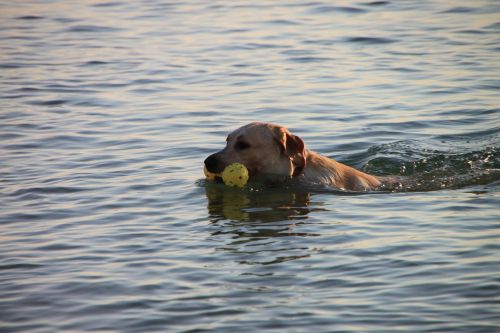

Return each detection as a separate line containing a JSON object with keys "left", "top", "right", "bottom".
{"left": 301, "top": 150, "right": 381, "bottom": 191}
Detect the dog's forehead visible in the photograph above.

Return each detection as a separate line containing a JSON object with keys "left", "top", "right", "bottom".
{"left": 229, "top": 123, "right": 276, "bottom": 142}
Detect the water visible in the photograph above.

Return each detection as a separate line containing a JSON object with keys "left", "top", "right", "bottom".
{"left": 1, "top": 0, "right": 499, "bottom": 332}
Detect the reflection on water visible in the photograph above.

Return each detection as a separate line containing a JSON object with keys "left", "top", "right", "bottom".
{"left": 205, "top": 182, "right": 316, "bottom": 223}
{"left": 205, "top": 183, "right": 323, "bottom": 266}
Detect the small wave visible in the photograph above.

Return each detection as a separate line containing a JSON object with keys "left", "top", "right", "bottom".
{"left": 309, "top": 6, "right": 367, "bottom": 14}
{"left": 81, "top": 60, "right": 109, "bottom": 66}
{"left": 91, "top": 1, "right": 123, "bottom": 7}
{"left": 265, "top": 19, "right": 301, "bottom": 26}
{"left": 484, "top": 22, "right": 500, "bottom": 30}
{"left": 64, "top": 25, "right": 122, "bottom": 33}
{"left": 0, "top": 263, "right": 43, "bottom": 270}
{"left": 363, "top": 1, "right": 390, "bottom": 6}
{"left": 11, "top": 186, "right": 88, "bottom": 197}
{"left": 36, "top": 243, "right": 84, "bottom": 251}
{"left": 0, "top": 63, "right": 28, "bottom": 69}
{"left": 288, "top": 56, "right": 331, "bottom": 63}
{"left": 27, "top": 99, "right": 67, "bottom": 106}
{"left": 344, "top": 37, "right": 397, "bottom": 44}
{"left": 456, "top": 29, "right": 485, "bottom": 35}
{"left": 440, "top": 7, "right": 475, "bottom": 14}
{"left": 15, "top": 15, "right": 45, "bottom": 20}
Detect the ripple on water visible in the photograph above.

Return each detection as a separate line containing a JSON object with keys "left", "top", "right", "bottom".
{"left": 308, "top": 5, "right": 367, "bottom": 14}
{"left": 344, "top": 36, "right": 398, "bottom": 44}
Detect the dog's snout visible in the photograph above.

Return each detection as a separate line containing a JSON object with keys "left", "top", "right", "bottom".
{"left": 204, "top": 153, "right": 223, "bottom": 173}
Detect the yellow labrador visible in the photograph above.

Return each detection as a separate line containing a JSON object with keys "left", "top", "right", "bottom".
{"left": 204, "top": 122, "right": 394, "bottom": 191}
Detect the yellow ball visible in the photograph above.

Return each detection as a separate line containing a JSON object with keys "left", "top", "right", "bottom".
{"left": 204, "top": 165, "right": 219, "bottom": 181}
{"left": 222, "top": 163, "right": 249, "bottom": 188}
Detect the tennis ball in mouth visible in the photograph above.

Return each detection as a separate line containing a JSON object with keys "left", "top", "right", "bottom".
{"left": 221, "top": 163, "right": 249, "bottom": 188}
{"left": 203, "top": 165, "right": 219, "bottom": 181}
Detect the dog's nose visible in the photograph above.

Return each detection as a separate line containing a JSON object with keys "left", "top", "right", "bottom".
{"left": 204, "top": 154, "right": 220, "bottom": 173}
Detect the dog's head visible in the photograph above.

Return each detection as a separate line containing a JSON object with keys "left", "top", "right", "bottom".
{"left": 204, "top": 122, "right": 306, "bottom": 179}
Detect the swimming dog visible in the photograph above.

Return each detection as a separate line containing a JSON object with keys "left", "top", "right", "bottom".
{"left": 204, "top": 122, "right": 395, "bottom": 191}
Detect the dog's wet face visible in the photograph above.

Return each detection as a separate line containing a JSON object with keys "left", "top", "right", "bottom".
{"left": 204, "top": 122, "right": 305, "bottom": 179}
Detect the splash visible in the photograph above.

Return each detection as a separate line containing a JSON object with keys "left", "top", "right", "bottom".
{"left": 364, "top": 141, "right": 500, "bottom": 192}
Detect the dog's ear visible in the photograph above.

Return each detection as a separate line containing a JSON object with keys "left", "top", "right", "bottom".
{"left": 273, "top": 127, "right": 306, "bottom": 177}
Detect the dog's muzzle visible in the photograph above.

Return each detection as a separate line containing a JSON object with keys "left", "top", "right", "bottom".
{"left": 204, "top": 153, "right": 224, "bottom": 174}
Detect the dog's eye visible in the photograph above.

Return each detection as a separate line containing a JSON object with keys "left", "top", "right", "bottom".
{"left": 235, "top": 141, "right": 250, "bottom": 150}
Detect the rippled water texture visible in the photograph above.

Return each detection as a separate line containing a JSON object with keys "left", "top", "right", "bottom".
{"left": 1, "top": 1, "right": 500, "bottom": 332}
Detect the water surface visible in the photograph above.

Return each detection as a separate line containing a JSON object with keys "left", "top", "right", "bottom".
{"left": 1, "top": 1, "right": 499, "bottom": 332}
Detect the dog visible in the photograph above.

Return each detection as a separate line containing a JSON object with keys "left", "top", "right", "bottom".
{"left": 204, "top": 122, "right": 397, "bottom": 191}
